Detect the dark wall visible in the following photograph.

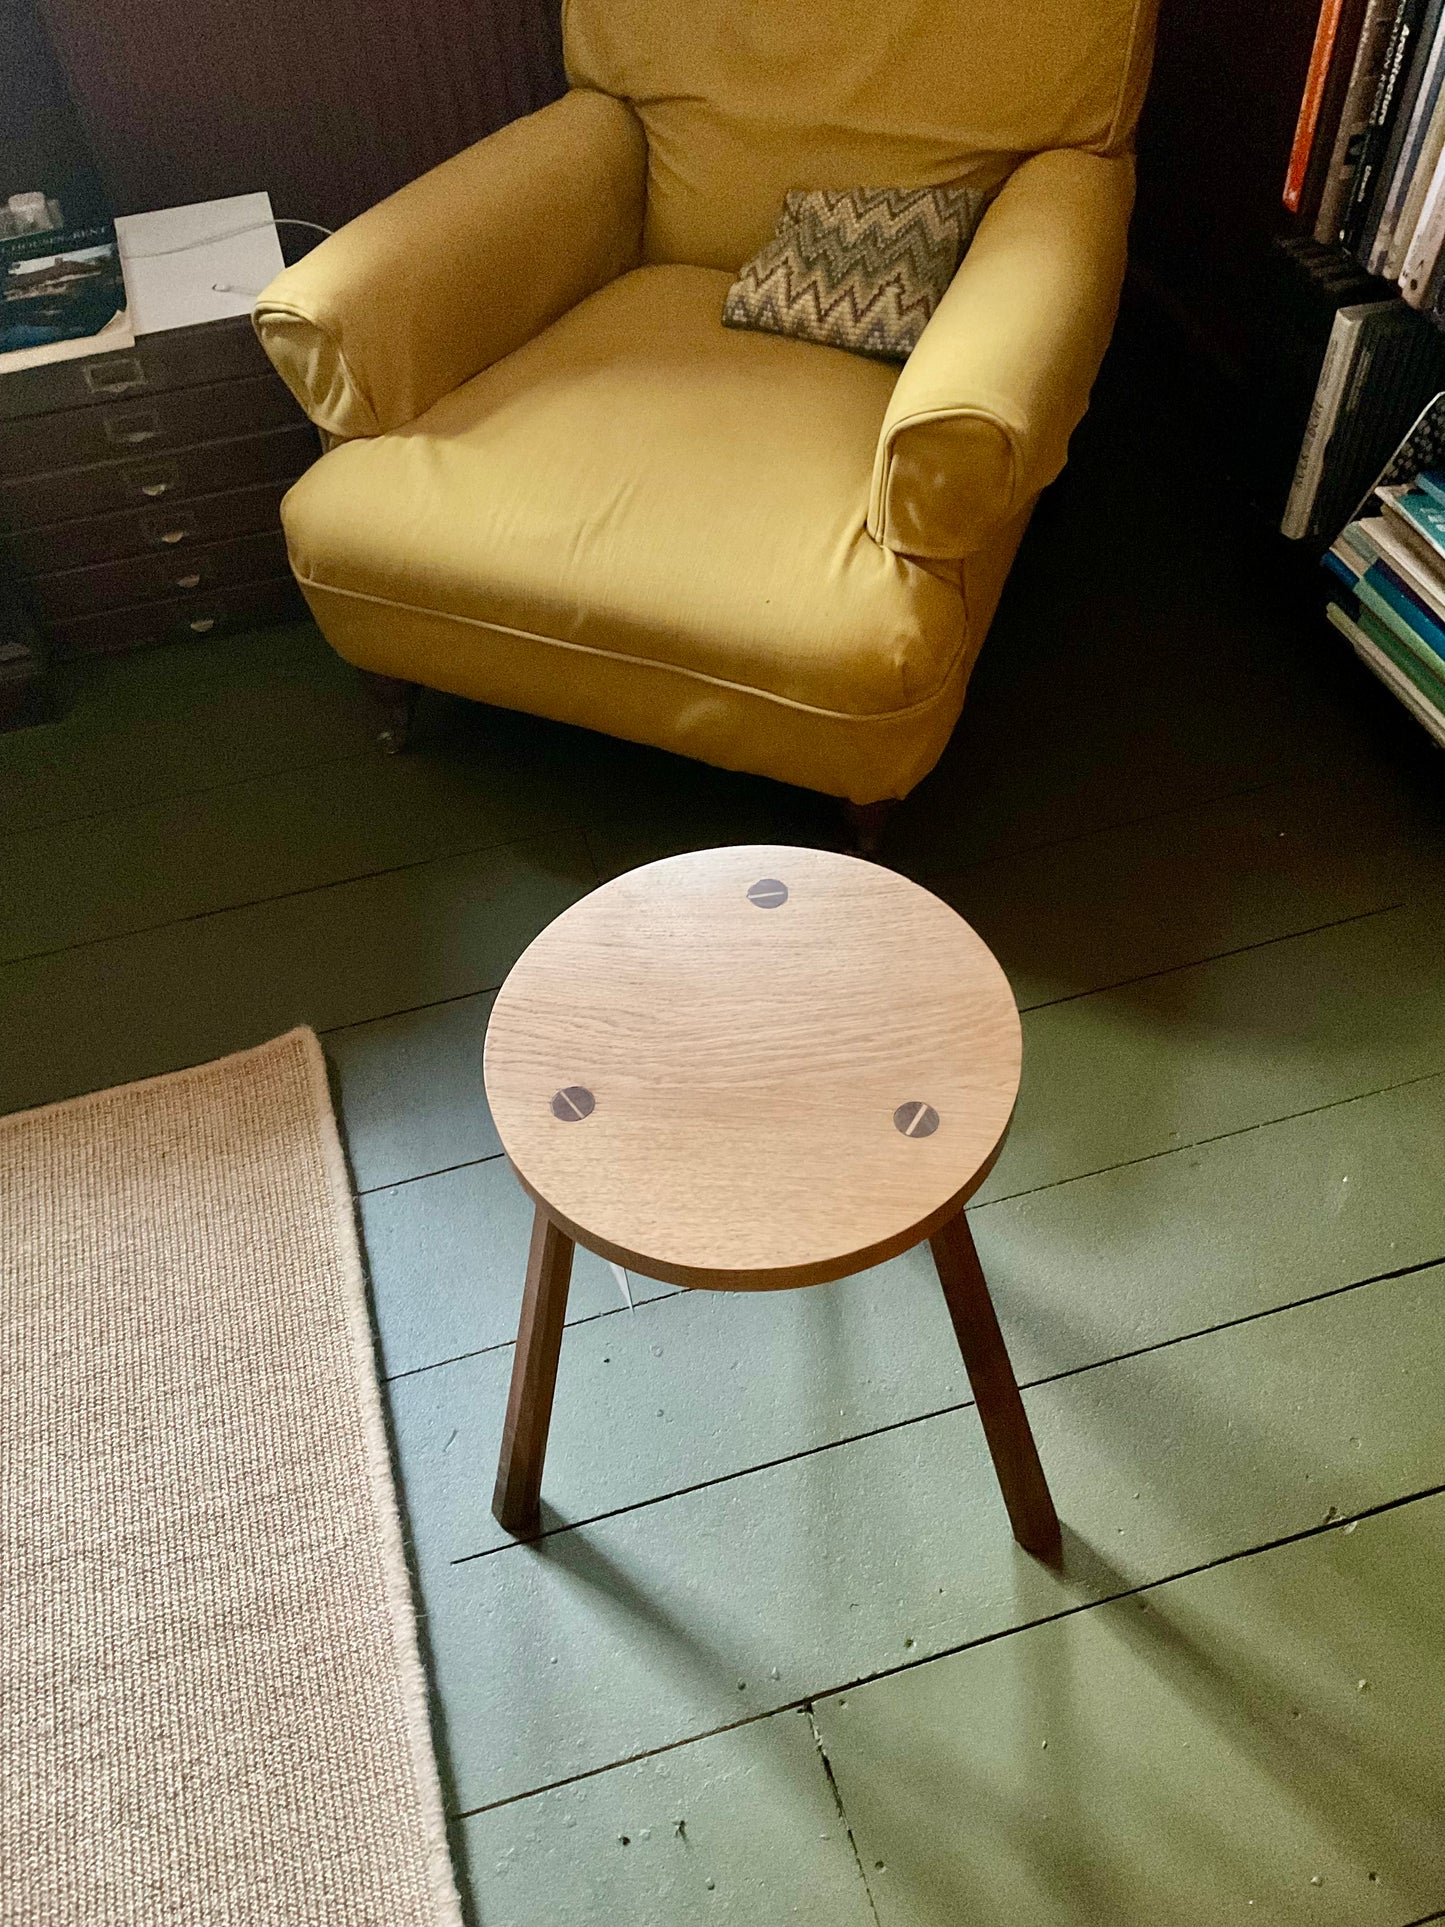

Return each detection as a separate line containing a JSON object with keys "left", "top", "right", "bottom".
{"left": 0, "top": 0, "right": 104, "bottom": 219}
{"left": 37, "top": 0, "right": 566, "bottom": 231}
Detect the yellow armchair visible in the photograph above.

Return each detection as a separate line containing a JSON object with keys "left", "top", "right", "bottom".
{"left": 255, "top": 0, "right": 1156, "bottom": 821}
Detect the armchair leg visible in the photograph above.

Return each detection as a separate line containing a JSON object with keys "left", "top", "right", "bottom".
{"left": 841, "top": 799, "right": 894, "bottom": 857}
{"left": 359, "top": 671, "right": 420, "bottom": 753}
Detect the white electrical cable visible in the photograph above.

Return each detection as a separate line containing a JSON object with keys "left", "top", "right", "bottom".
{"left": 119, "top": 216, "right": 333, "bottom": 260}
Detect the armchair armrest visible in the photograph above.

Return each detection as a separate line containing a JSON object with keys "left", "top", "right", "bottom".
{"left": 867, "top": 148, "right": 1135, "bottom": 559}
{"left": 253, "top": 88, "right": 647, "bottom": 440}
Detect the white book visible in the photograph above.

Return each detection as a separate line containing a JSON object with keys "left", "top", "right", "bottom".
{"left": 1387, "top": 64, "right": 1445, "bottom": 276}
{"left": 1358, "top": 510, "right": 1445, "bottom": 607}
{"left": 1282, "top": 303, "right": 1397, "bottom": 540}
{"left": 1399, "top": 139, "right": 1445, "bottom": 304}
{"left": 115, "top": 194, "right": 284, "bottom": 335}
{"left": 1373, "top": 11, "right": 1445, "bottom": 274}
{"left": 1378, "top": 480, "right": 1445, "bottom": 563}
{"left": 1327, "top": 600, "right": 1445, "bottom": 745}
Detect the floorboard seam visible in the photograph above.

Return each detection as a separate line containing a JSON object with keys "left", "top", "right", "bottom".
{"left": 804, "top": 1703, "right": 883, "bottom": 1927}
{"left": 975, "top": 1065, "right": 1445, "bottom": 1211}
{"left": 912, "top": 771, "right": 1293, "bottom": 890}
{"left": 0, "top": 742, "right": 373, "bottom": 845}
{"left": 382, "top": 1291, "right": 671, "bottom": 1384}
{"left": 446, "top": 1480, "right": 1445, "bottom": 1821}
{"left": 357, "top": 1149, "right": 505, "bottom": 1198}
{"left": 1, "top": 823, "right": 568, "bottom": 968}
{"left": 319, "top": 986, "right": 497, "bottom": 1038}
{"left": 1014, "top": 900, "right": 1405, "bottom": 1016}
{"left": 438, "top": 1252, "right": 1445, "bottom": 1552}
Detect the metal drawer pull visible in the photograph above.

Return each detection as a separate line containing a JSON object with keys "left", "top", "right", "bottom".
{"left": 174, "top": 572, "right": 202, "bottom": 589}
{"left": 84, "top": 356, "right": 147, "bottom": 397}
{"left": 105, "top": 411, "right": 161, "bottom": 447}
{"left": 188, "top": 616, "right": 217, "bottom": 634}
{"left": 141, "top": 481, "right": 172, "bottom": 499}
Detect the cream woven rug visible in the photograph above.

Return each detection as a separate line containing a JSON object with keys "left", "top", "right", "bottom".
{"left": 0, "top": 1030, "right": 463, "bottom": 1927}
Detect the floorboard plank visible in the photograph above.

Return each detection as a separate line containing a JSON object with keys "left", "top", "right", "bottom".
{"left": 325, "top": 993, "right": 501, "bottom": 1193}
{"left": 0, "top": 739, "right": 578, "bottom": 962}
{"left": 0, "top": 832, "right": 593, "bottom": 1115}
{"left": 456, "top": 1705, "right": 878, "bottom": 1927}
{"left": 934, "top": 767, "right": 1443, "bottom": 1013}
{"left": 980, "top": 899, "right": 1445, "bottom": 1204}
{"left": 0, "top": 623, "right": 366, "bottom": 834}
{"left": 814, "top": 1493, "right": 1445, "bottom": 1927}
{"left": 972, "top": 1069, "right": 1445, "bottom": 1381}
{"left": 362, "top": 1155, "right": 669, "bottom": 1380}
{"left": 412, "top": 1266, "right": 1445, "bottom": 1809}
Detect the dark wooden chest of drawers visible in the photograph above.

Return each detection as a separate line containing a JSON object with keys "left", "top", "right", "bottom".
{"left": 0, "top": 315, "right": 317, "bottom": 659}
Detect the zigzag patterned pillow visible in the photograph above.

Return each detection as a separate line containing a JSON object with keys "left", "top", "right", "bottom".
{"left": 722, "top": 184, "right": 988, "bottom": 363}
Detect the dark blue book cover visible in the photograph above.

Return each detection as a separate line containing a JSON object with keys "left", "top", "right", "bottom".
{"left": 0, "top": 217, "right": 127, "bottom": 361}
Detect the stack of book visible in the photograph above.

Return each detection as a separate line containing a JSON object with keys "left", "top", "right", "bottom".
{"left": 1325, "top": 396, "right": 1445, "bottom": 744}
{"left": 1276, "top": 242, "right": 1445, "bottom": 540}
{"left": 1287, "top": 0, "right": 1445, "bottom": 296}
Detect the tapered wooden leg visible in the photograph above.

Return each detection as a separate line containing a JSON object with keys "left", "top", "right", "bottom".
{"left": 359, "top": 671, "right": 419, "bottom": 753}
{"left": 841, "top": 799, "right": 894, "bottom": 857}
{"left": 929, "top": 1207, "right": 1060, "bottom": 1557}
{"left": 492, "top": 1206, "right": 575, "bottom": 1537}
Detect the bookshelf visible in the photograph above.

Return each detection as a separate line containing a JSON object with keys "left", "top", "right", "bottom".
{"left": 1133, "top": 0, "right": 1445, "bottom": 748}
{"left": 1270, "top": 0, "right": 1445, "bottom": 744}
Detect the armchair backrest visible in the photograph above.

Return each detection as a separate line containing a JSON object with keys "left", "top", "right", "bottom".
{"left": 563, "top": 0, "right": 1157, "bottom": 271}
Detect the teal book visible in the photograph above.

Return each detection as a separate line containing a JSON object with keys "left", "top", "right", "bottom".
{"left": 1362, "top": 557, "right": 1445, "bottom": 648}
{"left": 1386, "top": 484, "right": 1445, "bottom": 557}
{"left": 1416, "top": 466, "right": 1445, "bottom": 510}
{"left": 1355, "top": 605, "right": 1445, "bottom": 713}
{"left": 1356, "top": 565, "right": 1445, "bottom": 682}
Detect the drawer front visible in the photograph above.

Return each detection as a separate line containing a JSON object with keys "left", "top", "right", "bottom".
{"left": 0, "top": 423, "right": 317, "bottom": 534}
{"left": 0, "top": 318, "right": 271, "bottom": 423}
{"left": 46, "top": 575, "right": 308, "bottom": 659}
{"left": 0, "top": 373, "right": 300, "bottom": 476}
{"left": 0, "top": 477, "right": 297, "bottom": 576}
{"left": 25, "top": 529, "right": 292, "bottom": 623}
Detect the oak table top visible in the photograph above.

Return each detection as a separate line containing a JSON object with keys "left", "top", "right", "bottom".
{"left": 483, "top": 844, "right": 1022, "bottom": 1291}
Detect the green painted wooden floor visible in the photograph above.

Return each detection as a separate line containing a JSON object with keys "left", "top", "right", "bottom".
{"left": 5, "top": 342, "right": 1445, "bottom": 1926}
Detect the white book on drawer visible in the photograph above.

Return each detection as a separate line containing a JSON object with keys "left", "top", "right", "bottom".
{"left": 115, "top": 194, "right": 285, "bottom": 335}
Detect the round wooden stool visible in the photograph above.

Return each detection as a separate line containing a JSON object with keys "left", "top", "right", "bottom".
{"left": 483, "top": 844, "right": 1059, "bottom": 1557}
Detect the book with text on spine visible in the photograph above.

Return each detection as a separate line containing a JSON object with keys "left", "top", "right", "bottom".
{"left": 1344, "top": 0, "right": 1429, "bottom": 251}
{"left": 1316, "top": 0, "right": 1402, "bottom": 241}
{"left": 1282, "top": 300, "right": 1429, "bottom": 540}
{"left": 1362, "top": 0, "right": 1445, "bottom": 265}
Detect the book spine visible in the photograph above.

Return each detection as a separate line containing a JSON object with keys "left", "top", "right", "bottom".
{"left": 1399, "top": 137, "right": 1445, "bottom": 298}
{"left": 1344, "top": 0, "right": 1425, "bottom": 252}
{"left": 1333, "top": 601, "right": 1445, "bottom": 738}
{"left": 1383, "top": 70, "right": 1445, "bottom": 272}
{"left": 1284, "top": 307, "right": 1368, "bottom": 538}
{"left": 1365, "top": 559, "right": 1445, "bottom": 646}
{"left": 1317, "top": 0, "right": 1402, "bottom": 240}
{"left": 1369, "top": 0, "right": 1445, "bottom": 269}
{"left": 1286, "top": 0, "right": 1351, "bottom": 210}
{"left": 1357, "top": 571, "right": 1445, "bottom": 673}
{"left": 1311, "top": 325, "right": 1386, "bottom": 540}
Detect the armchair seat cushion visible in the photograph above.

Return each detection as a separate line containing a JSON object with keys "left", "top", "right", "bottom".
{"left": 281, "top": 265, "right": 974, "bottom": 730}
